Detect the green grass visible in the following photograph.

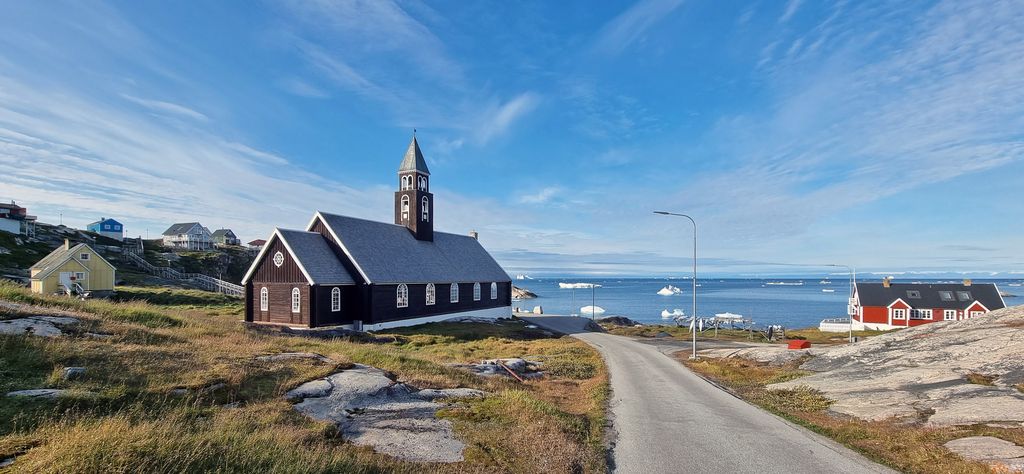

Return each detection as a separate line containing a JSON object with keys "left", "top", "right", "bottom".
{"left": 0, "top": 282, "right": 608, "bottom": 473}
{"left": 0, "top": 231, "right": 55, "bottom": 270}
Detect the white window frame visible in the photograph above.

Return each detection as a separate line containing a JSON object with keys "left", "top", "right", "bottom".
{"left": 331, "top": 287, "right": 341, "bottom": 312}
{"left": 79, "top": 253, "right": 90, "bottom": 260}
{"left": 401, "top": 175, "right": 412, "bottom": 190}
{"left": 421, "top": 196, "right": 429, "bottom": 222}
{"left": 943, "top": 309, "right": 956, "bottom": 320}
{"left": 418, "top": 176, "right": 427, "bottom": 191}
{"left": 291, "top": 288, "right": 301, "bottom": 313}
{"left": 450, "top": 283, "right": 459, "bottom": 303}
{"left": 473, "top": 282, "right": 481, "bottom": 301}
{"left": 891, "top": 308, "right": 906, "bottom": 320}
{"left": 401, "top": 195, "right": 410, "bottom": 221}
{"left": 490, "top": 282, "right": 497, "bottom": 300}
{"left": 397, "top": 284, "right": 409, "bottom": 308}
{"left": 426, "top": 283, "right": 435, "bottom": 305}
{"left": 969, "top": 310, "right": 984, "bottom": 318}
{"left": 909, "top": 309, "right": 932, "bottom": 320}
{"left": 260, "top": 287, "right": 268, "bottom": 311}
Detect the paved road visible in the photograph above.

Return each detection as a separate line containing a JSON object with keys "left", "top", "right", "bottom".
{"left": 520, "top": 316, "right": 894, "bottom": 474}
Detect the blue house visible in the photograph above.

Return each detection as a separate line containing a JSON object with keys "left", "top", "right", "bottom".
{"left": 86, "top": 217, "right": 124, "bottom": 241}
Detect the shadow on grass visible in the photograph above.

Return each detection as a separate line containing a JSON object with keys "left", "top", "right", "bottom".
{"left": 383, "top": 320, "right": 555, "bottom": 342}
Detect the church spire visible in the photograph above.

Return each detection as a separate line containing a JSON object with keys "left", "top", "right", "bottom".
{"left": 398, "top": 134, "right": 430, "bottom": 176}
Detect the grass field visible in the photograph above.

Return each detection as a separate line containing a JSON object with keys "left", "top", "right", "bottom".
{"left": 683, "top": 356, "right": 1022, "bottom": 473}
{"left": 0, "top": 281, "right": 608, "bottom": 473}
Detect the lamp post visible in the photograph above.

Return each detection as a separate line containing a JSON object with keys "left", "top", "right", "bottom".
{"left": 654, "top": 211, "right": 698, "bottom": 359}
{"left": 827, "top": 263, "right": 857, "bottom": 343}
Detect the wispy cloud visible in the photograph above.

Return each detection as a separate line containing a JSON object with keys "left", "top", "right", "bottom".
{"left": 518, "top": 187, "right": 561, "bottom": 205}
{"left": 778, "top": 0, "right": 803, "bottom": 23}
{"left": 120, "top": 94, "right": 208, "bottom": 122}
{"left": 593, "top": 0, "right": 686, "bottom": 55}
{"left": 474, "top": 93, "right": 541, "bottom": 145}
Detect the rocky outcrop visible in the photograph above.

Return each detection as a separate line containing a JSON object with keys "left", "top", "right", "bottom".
{"left": 286, "top": 364, "right": 486, "bottom": 463}
{"left": 0, "top": 315, "right": 79, "bottom": 337}
{"left": 945, "top": 436, "right": 1024, "bottom": 472}
{"left": 769, "top": 306, "right": 1024, "bottom": 426}
{"left": 512, "top": 285, "right": 537, "bottom": 299}
{"left": 700, "top": 346, "right": 813, "bottom": 365}
{"left": 597, "top": 316, "right": 641, "bottom": 327}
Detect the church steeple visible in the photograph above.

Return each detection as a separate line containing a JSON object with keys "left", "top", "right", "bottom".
{"left": 395, "top": 134, "right": 433, "bottom": 241}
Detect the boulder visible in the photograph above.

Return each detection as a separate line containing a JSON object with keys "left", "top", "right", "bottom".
{"left": 62, "top": 367, "right": 86, "bottom": 381}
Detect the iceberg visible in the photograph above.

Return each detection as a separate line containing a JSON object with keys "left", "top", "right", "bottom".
{"left": 559, "top": 282, "right": 602, "bottom": 289}
{"left": 657, "top": 285, "right": 683, "bottom": 296}
{"left": 661, "top": 309, "right": 685, "bottom": 319}
{"left": 580, "top": 305, "right": 605, "bottom": 315}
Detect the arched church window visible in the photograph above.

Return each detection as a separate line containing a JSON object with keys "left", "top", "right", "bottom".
{"left": 421, "top": 197, "right": 429, "bottom": 221}
{"left": 418, "top": 176, "right": 427, "bottom": 191}
{"left": 401, "top": 195, "right": 410, "bottom": 221}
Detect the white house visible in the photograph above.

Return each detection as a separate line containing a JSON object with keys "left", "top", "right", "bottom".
{"left": 161, "top": 222, "right": 213, "bottom": 250}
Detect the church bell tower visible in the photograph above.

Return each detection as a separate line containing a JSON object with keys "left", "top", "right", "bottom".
{"left": 395, "top": 134, "right": 433, "bottom": 241}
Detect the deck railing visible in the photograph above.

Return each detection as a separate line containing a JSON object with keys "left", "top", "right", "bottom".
{"left": 122, "top": 251, "right": 244, "bottom": 297}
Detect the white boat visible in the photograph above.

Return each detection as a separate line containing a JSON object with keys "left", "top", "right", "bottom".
{"left": 559, "top": 282, "right": 601, "bottom": 289}
{"left": 661, "top": 309, "right": 685, "bottom": 319}
{"left": 819, "top": 280, "right": 831, "bottom": 285}
{"left": 714, "top": 312, "right": 744, "bottom": 321}
{"left": 822, "top": 288, "right": 835, "bottom": 293}
{"left": 657, "top": 285, "right": 682, "bottom": 296}
{"left": 580, "top": 305, "right": 605, "bottom": 315}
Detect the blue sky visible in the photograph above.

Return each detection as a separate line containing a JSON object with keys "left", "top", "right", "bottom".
{"left": 1, "top": 0, "right": 1022, "bottom": 277}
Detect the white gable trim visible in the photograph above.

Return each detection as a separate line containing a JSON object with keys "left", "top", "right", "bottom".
{"left": 995, "top": 284, "right": 1008, "bottom": 309}
{"left": 966, "top": 300, "right": 991, "bottom": 313}
{"left": 887, "top": 298, "right": 911, "bottom": 309}
{"left": 241, "top": 229, "right": 315, "bottom": 285}
{"left": 306, "top": 212, "right": 372, "bottom": 284}
{"left": 32, "top": 256, "right": 90, "bottom": 281}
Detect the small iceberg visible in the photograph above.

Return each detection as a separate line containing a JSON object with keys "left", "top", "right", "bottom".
{"left": 559, "top": 282, "right": 601, "bottom": 289}
{"left": 580, "top": 305, "right": 605, "bottom": 315}
{"left": 657, "top": 285, "right": 683, "bottom": 296}
{"left": 822, "top": 288, "right": 835, "bottom": 293}
{"left": 661, "top": 309, "right": 685, "bottom": 319}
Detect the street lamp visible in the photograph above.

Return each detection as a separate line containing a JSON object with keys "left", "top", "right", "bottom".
{"left": 827, "top": 263, "right": 857, "bottom": 343}
{"left": 654, "top": 211, "right": 698, "bottom": 359}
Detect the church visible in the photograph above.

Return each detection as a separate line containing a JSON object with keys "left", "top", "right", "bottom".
{"left": 242, "top": 137, "right": 512, "bottom": 331}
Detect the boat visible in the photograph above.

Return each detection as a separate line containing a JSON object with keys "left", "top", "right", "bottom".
{"left": 766, "top": 281, "right": 804, "bottom": 286}
{"left": 822, "top": 288, "right": 835, "bottom": 293}
{"left": 580, "top": 305, "right": 605, "bottom": 315}
{"left": 657, "top": 285, "right": 682, "bottom": 296}
{"left": 819, "top": 279, "right": 832, "bottom": 285}
{"left": 559, "top": 282, "right": 601, "bottom": 289}
{"left": 661, "top": 309, "right": 685, "bottom": 319}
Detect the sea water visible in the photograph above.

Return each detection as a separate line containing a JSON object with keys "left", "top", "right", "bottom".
{"left": 511, "top": 278, "right": 1023, "bottom": 329}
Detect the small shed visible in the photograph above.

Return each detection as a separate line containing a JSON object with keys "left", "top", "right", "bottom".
{"left": 30, "top": 240, "right": 116, "bottom": 297}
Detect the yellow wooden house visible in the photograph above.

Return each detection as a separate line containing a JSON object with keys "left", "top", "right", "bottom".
{"left": 30, "top": 239, "right": 116, "bottom": 296}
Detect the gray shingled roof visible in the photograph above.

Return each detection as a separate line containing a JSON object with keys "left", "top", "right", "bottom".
{"left": 162, "top": 222, "right": 200, "bottom": 236}
{"left": 398, "top": 136, "right": 430, "bottom": 175}
{"left": 316, "top": 212, "right": 510, "bottom": 284}
{"left": 276, "top": 229, "right": 356, "bottom": 285}
{"left": 31, "top": 243, "right": 88, "bottom": 274}
{"left": 211, "top": 229, "right": 235, "bottom": 238}
{"left": 856, "top": 282, "right": 1005, "bottom": 311}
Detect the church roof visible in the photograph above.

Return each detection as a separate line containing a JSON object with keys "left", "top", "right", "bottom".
{"left": 243, "top": 228, "right": 356, "bottom": 285}
{"left": 313, "top": 212, "right": 510, "bottom": 284}
{"left": 398, "top": 136, "right": 430, "bottom": 176}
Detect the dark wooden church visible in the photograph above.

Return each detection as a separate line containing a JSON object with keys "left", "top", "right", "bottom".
{"left": 242, "top": 137, "right": 512, "bottom": 330}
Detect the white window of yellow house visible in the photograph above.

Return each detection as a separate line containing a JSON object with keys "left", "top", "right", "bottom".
{"left": 80, "top": 253, "right": 90, "bottom": 260}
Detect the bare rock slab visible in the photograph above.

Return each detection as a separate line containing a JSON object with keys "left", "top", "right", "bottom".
{"left": 0, "top": 316, "right": 79, "bottom": 337}
{"left": 945, "top": 436, "right": 1024, "bottom": 472}
{"left": 6, "top": 389, "right": 66, "bottom": 398}
{"left": 287, "top": 365, "right": 485, "bottom": 463}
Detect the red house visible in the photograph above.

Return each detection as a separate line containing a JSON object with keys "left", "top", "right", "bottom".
{"left": 850, "top": 279, "right": 1006, "bottom": 330}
